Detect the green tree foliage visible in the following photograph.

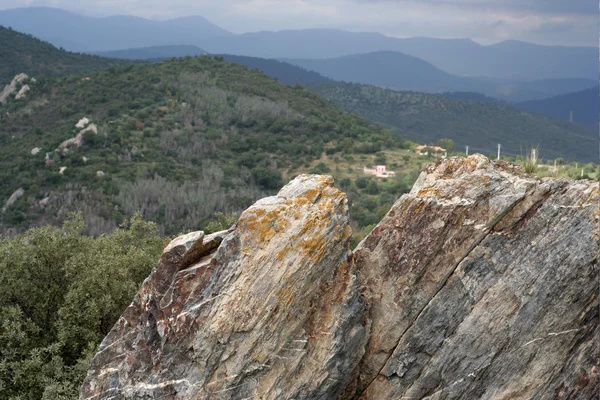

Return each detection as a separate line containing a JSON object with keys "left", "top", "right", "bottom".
{"left": 0, "top": 213, "right": 167, "bottom": 399}
{"left": 310, "top": 81, "right": 597, "bottom": 162}
{"left": 0, "top": 56, "right": 403, "bottom": 236}
{"left": 437, "top": 139, "right": 455, "bottom": 153}
{"left": 203, "top": 212, "right": 238, "bottom": 234}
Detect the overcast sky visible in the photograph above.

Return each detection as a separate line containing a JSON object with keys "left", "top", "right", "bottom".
{"left": 1, "top": 0, "right": 597, "bottom": 46}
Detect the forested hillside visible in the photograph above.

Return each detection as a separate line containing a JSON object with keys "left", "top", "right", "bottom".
{"left": 0, "top": 25, "right": 133, "bottom": 84}
{"left": 0, "top": 56, "right": 409, "bottom": 237}
{"left": 310, "top": 81, "right": 597, "bottom": 162}
{"left": 516, "top": 87, "right": 599, "bottom": 129}
{"left": 92, "top": 45, "right": 207, "bottom": 60}
{"left": 219, "top": 54, "right": 330, "bottom": 86}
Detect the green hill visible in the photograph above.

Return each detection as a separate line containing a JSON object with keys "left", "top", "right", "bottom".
{"left": 515, "top": 87, "right": 599, "bottom": 129}
{"left": 0, "top": 25, "right": 134, "bottom": 84}
{"left": 219, "top": 54, "right": 330, "bottom": 86}
{"left": 0, "top": 56, "right": 408, "bottom": 237}
{"left": 309, "top": 81, "right": 597, "bottom": 162}
{"left": 92, "top": 45, "right": 207, "bottom": 60}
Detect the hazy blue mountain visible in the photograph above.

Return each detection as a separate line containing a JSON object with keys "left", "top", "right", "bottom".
{"left": 440, "top": 92, "right": 505, "bottom": 103}
{"left": 284, "top": 52, "right": 597, "bottom": 101}
{"left": 200, "top": 29, "right": 596, "bottom": 80}
{"left": 496, "top": 78, "right": 599, "bottom": 102}
{"left": 218, "top": 55, "right": 330, "bottom": 86}
{"left": 3, "top": 8, "right": 595, "bottom": 80}
{"left": 515, "top": 87, "right": 599, "bottom": 129}
{"left": 284, "top": 51, "right": 467, "bottom": 92}
{"left": 93, "top": 45, "right": 207, "bottom": 60}
{"left": 0, "top": 7, "right": 232, "bottom": 51}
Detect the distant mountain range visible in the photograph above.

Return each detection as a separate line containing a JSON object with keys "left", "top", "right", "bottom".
{"left": 0, "top": 7, "right": 232, "bottom": 52}
{"left": 201, "top": 30, "right": 596, "bottom": 81}
{"left": 82, "top": 42, "right": 598, "bottom": 103}
{"left": 0, "top": 7, "right": 596, "bottom": 81}
{"left": 515, "top": 87, "right": 599, "bottom": 129}
{"left": 284, "top": 52, "right": 597, "bottom": 102}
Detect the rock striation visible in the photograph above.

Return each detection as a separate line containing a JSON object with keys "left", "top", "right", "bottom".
{"left": 81, "top": 156, "right": 599, "bottom": 400}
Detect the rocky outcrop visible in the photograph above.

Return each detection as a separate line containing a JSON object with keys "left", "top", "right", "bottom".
{"left": 0, "top": 73, "right": 28, "bottom": 103}
{"left": 81, "top": 175, "right": 364, "bottom": 399}
{"left": 58, "top": 123, "right": 98, "bottom": 151}
{"left": 81, "top": 156, "right": 599, "bottom": 399}
{"left": 15, "top": 84, "right": 29, "bottom": 99}
{"left": 353, "top": 155, "right": 598, "bottom": 399}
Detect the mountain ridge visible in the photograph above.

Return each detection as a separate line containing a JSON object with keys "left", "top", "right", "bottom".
{"left": 286, "top": 51, "right": 597, "bottom": 101}
{"left": 0, "top": 7, "right": 232, "bottom": 52}
{"left": 1, "top": 7, "right": 596, "bottom": 80}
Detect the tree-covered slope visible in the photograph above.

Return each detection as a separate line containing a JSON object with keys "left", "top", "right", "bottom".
{"left": 0, "top": 25, "right": 134, "bottom": 84}
{"left": 285, "top": 51, "right": 465, "bottom": 92}
{"left": 515, "top": 87, "right": 599, "bottom": 129}
{"left": 0, "top": 56, "right": 404, "bottom": 236}
{"left": 219, "top": 54, "right": 330, "bottom": 86}
{"left": 310, "top": 81, "right": 597, "bottom": 162}
{"left": 92, "top": 45, "right": 207, "bottom": 60}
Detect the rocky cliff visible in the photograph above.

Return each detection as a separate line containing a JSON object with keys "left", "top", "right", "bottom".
{"left": 80, "top": 155, "right": 599, "bottom": 399}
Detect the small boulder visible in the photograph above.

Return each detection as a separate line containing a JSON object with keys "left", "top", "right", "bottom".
{"left": 31, "top": 147, "right": 41, "bottom": 155}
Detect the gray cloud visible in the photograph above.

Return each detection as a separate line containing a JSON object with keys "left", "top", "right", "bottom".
{"left": 0, "top": 0, "right": 596, "bottom": 46}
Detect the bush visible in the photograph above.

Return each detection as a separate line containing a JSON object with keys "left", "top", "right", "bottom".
{"left": 251, "top": 167, "right": 283, "bottom": 191}
{"left": 366, "top": 180, "right": 380, "bottom": 194}
{"left": 310, "top": 162, "right": 331, "bottom": 174}
{"left": 0, "top": 214, "right": 167, "bottom": 399}
{"left": 355, "top": 176, "right": 368, "bottom": 189}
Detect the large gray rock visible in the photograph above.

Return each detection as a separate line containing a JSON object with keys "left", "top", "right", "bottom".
{"left": 80, "top": 157, "right": 599, "bottom": 399}
{"left": 353, "top": 155, "right": 599, "bottom": 399}
{"left": 80, "top": 175, "right": 365, "bottom": 399}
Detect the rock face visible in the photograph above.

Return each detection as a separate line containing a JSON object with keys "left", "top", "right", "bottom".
{"left": 80, "top": 156, "right": 599, "bottom": 400}
{"left": 81, "top": 175, "right": 364, "bottom": 399}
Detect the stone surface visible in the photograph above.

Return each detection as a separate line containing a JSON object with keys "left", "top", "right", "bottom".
{"left": 81, "top": 157, "right": 599, "bottom": 400}
{"left": 352, "top": 155, "right": 599, "bottom": 399}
